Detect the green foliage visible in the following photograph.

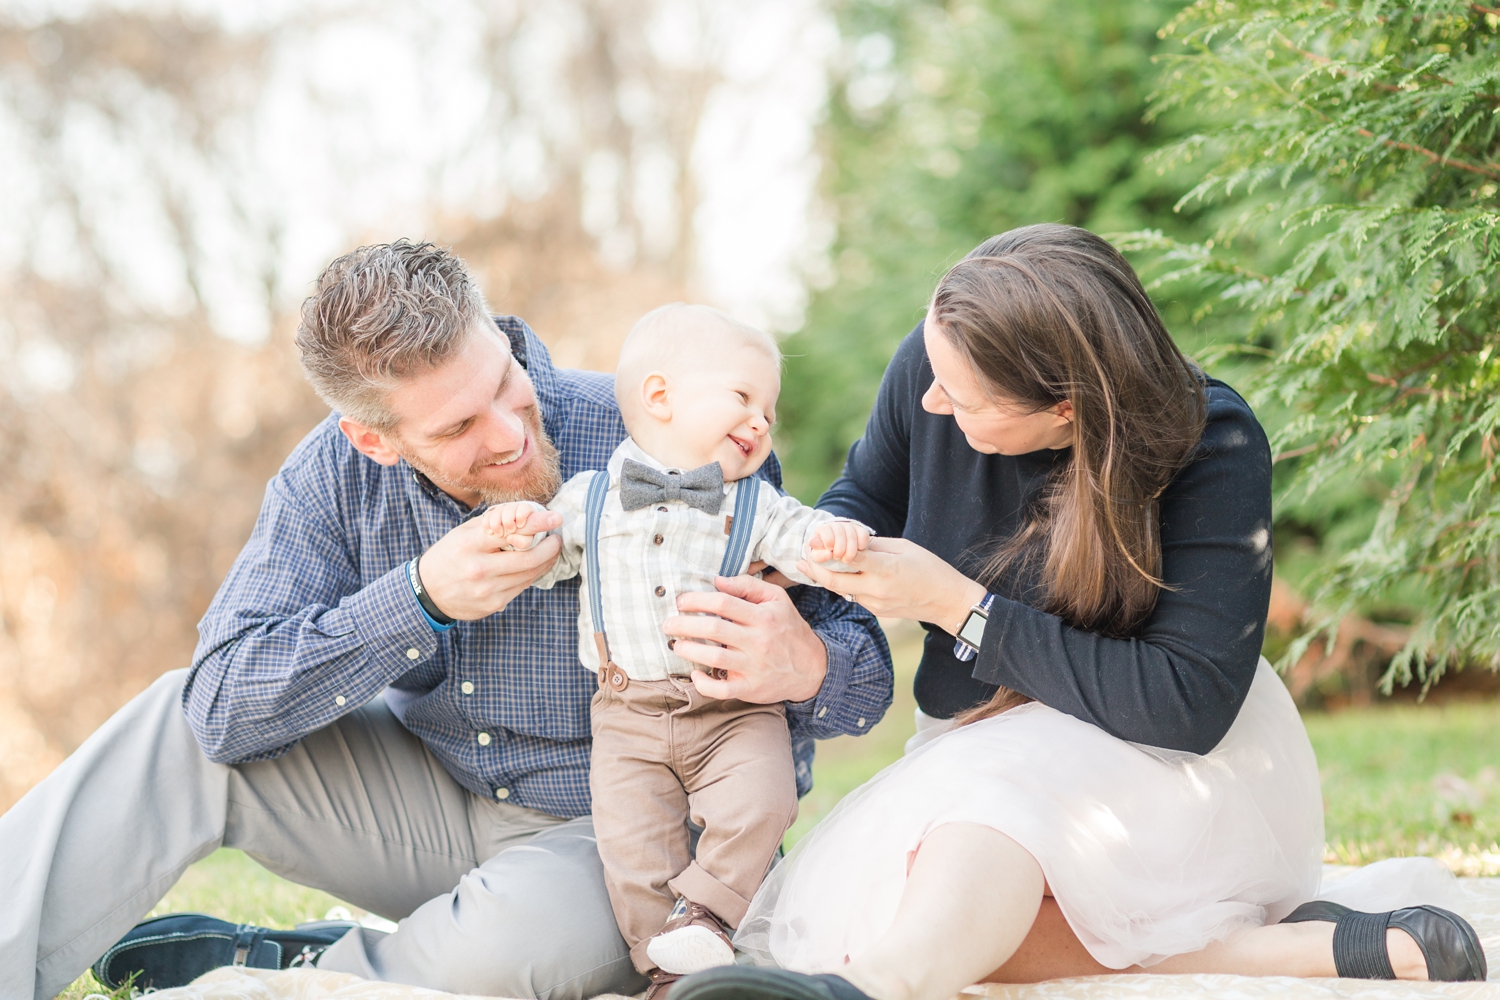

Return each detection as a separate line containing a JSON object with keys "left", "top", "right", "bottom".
{"left": 1122, "top": 1, "right": 1500, "bottom": 686}
{"left": 1308, "top": 701, "right": 1500, "bottom": 867}
{"left": 777, "top": 0, "right": 1215, "bottom": 501}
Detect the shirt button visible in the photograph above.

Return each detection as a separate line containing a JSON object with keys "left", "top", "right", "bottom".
{"left": 857, "top": 718, "right": 867, "bottom": 728}
{"left": 477, "top": 732, "right": 492, "bottom": 746}
{"left": 657, "top": 506, "right": 668, "bottom": 513}
{"left": 495, "top": 787, "right": 510, "bottom": 800}
{"left": 335, "top": 695, "right": 347, "bottom": 707}
{"left": 655, "top": 585, "right": 666, "bottom": 597}
{"left": 667, "top": 638, "right": 677, "bottom": 650}
{"left": 817, "top": 707, "right": 828, "bottom": 719}
{"left": 460, "top": 681, "right": 475, "bottom": 695}
{"left": 405, "top": 648, "right": 420, "bottom": 660}
{"left": 653, "top": 534, "right": 664, "bottom": 545}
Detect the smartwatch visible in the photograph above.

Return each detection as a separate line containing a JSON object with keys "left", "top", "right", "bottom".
{"left": 952, "top": 593, "right": 995, "bottom": 662}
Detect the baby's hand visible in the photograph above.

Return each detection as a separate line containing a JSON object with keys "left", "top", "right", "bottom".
{"left": 807, "top": 520, "right": 871, "bottom": 570}
{"left": 481, "top": 501, "right": 552, "bottom": 551}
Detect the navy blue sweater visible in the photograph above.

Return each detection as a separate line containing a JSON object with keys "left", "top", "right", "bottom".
{"left": 817, "top": 324, "right": 1274, "bottom": 755}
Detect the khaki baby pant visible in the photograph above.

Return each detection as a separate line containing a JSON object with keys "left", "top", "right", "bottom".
{"left": 589, "top": 666, "right": 799, "bottom": 974}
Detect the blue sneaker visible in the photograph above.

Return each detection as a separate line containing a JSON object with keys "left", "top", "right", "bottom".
{"left": 92, "top": 913, "right": 359, "bottom": 990}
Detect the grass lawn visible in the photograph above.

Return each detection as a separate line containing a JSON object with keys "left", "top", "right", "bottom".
{"left": 58, "top": 625, "right": 1500, "bottom": 997}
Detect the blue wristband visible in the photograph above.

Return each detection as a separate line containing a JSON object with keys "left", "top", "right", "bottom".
{"left": 407, "top": 558, "right": 457, "bottom": 633}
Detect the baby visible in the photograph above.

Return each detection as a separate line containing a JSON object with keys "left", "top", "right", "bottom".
{"left": 483, "top": 303, "right": 869, "bottom": 991}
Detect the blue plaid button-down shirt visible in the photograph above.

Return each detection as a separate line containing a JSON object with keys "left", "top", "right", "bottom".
{"left": 183, "top": 317, "right": 894, "bottom": 819}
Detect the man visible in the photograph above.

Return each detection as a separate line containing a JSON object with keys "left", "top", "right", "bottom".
{"left": 0, "top": 241, "right": 893, "bottom": 1000}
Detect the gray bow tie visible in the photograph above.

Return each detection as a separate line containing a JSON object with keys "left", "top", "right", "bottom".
{"left": 619, "top": 459, "right": 724, "bottom": 515}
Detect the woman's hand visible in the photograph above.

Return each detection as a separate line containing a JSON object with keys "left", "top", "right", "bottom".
{"left": 798, "top": 536, "right": 988, "bottom": 636}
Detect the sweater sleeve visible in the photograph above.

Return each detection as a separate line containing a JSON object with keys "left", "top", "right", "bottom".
{"left": 970, "top": 388, "right": 1274, "bottom": 755}
{"left": 814, "top": 325, "right": 923, "bottom": 537}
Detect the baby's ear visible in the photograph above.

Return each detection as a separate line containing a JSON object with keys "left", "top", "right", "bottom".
{"left": 640, "top": 372, "right": 672, "bottom": 421}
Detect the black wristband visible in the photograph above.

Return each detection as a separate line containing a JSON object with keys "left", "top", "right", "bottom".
{"left": 407, "top": 556, "right": 457, "bottom": 626}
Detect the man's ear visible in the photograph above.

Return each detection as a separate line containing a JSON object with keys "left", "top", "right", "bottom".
{"left": 640, "top": 373, "right": 672, "bottom": 422}
{"left": 338, "top": 417, "right": 403, "bottom": 466}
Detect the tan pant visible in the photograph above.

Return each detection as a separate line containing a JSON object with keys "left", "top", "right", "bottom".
{"left": 589, "top": 668, "right": 798, "bottom": 973}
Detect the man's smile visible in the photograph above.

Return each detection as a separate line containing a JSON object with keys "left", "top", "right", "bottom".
{"left": 482, "top": 433, "right": 529, "bottom": 471}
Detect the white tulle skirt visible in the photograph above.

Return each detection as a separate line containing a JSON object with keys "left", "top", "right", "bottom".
{"left": 736, "top": 659, "right": 1329, "bottom": 971}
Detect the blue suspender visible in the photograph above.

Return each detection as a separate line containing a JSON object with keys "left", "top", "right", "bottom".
{"left": 582, "top": 470, "right": 761, "bottom": 674}
{"left": 718, "top": 478, "right": 760, "bottom": 577}
{"left": 584, "top": 470, "right": 614, "bottom": 670}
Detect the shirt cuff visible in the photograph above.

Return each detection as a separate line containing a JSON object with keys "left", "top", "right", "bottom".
{"left": 968, "top": 593, "right": 1024, "bottom": 688}
{"left": 341, "top": 563, "right": 446, "bottom": 671}
{"left": 785, "top": 630, "right": 854, "bottom": 728}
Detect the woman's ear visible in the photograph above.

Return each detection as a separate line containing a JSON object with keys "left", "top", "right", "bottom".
{"left": 640, "top": 372, "right": 672, "bottom": 422}
{"left": 1053, "top": 399, "right": 1075, "bottom": 425}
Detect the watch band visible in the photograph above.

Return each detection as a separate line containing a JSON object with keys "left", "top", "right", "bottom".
{"left": 953, "top": 593, "right": 995, "bottom": 662}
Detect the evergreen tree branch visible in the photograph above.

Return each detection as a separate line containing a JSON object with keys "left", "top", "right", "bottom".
{"left": 1353, "top": 127, "right": 1500, "bottom": 181}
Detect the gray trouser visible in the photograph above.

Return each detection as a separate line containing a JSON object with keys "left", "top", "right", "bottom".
{"left": 0, "top": 669, "right": 644, "bottom": 1000}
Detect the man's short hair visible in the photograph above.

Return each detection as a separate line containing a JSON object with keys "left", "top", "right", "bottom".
{"left": 296, "top": 240, "right": 490, "bottom": 432}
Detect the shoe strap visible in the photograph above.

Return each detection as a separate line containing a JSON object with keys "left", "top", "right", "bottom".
{"left": 1332, "top": 910, "right": 1396, "bottom": 979}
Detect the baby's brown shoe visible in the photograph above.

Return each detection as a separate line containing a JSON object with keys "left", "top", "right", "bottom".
{"left": 646, "top": 897, "right": 736, "bottom": 974}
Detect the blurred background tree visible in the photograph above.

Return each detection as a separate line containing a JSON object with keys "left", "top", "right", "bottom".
{"left": 1119, "top": 0, "right": 1500, "bottom": 695}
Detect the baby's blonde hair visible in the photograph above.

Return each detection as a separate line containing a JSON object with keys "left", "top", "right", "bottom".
{"left": 615, "top": 303, "right": 780, "bottom": 423}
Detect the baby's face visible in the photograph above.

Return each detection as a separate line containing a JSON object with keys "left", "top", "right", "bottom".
{"left": 665, "top": 343, "right": 780, "bottom": 481}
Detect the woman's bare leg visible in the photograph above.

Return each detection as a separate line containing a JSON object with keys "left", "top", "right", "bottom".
{"left": 983, "top": 898, "right": 1112, "bottom": 982}
{"left": 985, "top": 903, "right": 1429, "bottom": 983}
{"left": 837, "top": 823, "right": 1045, "bottom": 1000}
{"left": 841, "top": 824, "right": 1429, "bottom": 996}
{"left": 1141, "top": 922, "right": 1426, "bottom": 980}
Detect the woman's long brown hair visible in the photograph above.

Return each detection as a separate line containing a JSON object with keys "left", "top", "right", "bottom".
{"left": 939, "top": 225, "right": 1208, "bottom": 724}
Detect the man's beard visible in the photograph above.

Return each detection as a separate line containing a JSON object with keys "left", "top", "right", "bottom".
{"left": 401, "top": 404, "right": 563, "bottom": 507}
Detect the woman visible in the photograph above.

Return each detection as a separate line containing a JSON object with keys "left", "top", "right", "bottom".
{"left": 674, "top": 225, "right": 1485, "bottom": 1000}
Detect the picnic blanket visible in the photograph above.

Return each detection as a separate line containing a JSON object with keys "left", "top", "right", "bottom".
{"left": 138, "top": 867, "right": 1500, "bottom": 1000}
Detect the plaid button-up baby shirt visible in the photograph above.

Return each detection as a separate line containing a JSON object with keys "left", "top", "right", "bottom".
{"left": 537, "top": 437, "right": 867, "bottom": 682}
{"left": 183, "top": 317, "right": 894, "bottom": 819}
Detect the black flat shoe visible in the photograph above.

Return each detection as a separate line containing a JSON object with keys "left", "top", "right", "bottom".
{"left": 1281, "top": 900, "right": 1488, "bottom": 982}
{"left": 92, "top": 913, "right": 359, "bottom": 990}
{"left": 672, "top": 966, "right": 874, "bottom": 1000}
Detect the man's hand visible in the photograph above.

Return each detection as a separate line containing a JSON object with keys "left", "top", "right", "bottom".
{"left": 418, "top": 512, "right": 564, "bottom": 621}
{"left": 664, "top": 574, "right": 828, "bottom": 704}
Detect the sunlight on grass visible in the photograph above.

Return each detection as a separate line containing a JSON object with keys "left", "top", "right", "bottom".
{"left": 1306, "top": 701, "right": 1500, "bottom": 874}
